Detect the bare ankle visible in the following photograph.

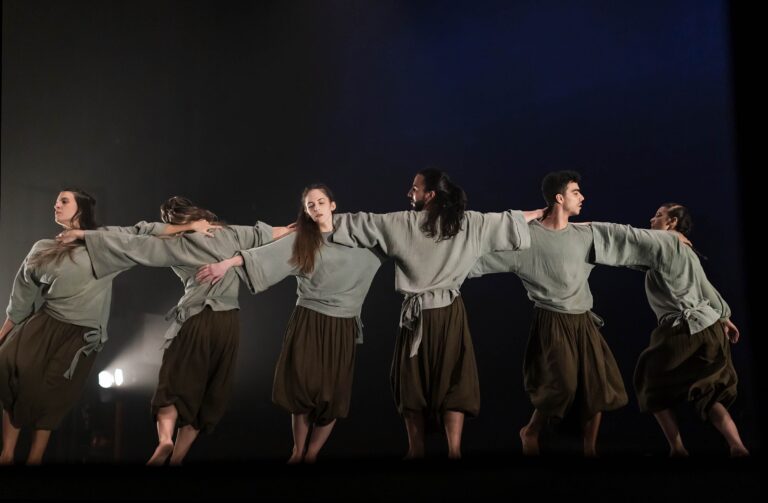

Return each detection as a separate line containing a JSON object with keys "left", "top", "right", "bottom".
{"left": 730, "top": 445, "right": 749, "bottom": 457}
{"left": 520, "top": 426, "right": 540, "bottom": 456}
{"left": 669, "top": 447, "right": 689, "bottom": 457}
{"left": 147, "top": 442, "right": 174, "bottom": 466}
{"left": 287, "top": 447, "right": 304, "bottom": 464}
{"left": 404, "top": 448, "right": 424, "bottom": 460}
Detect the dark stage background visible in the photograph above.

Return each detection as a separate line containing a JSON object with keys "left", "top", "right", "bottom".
{"left": 1, "top": 0, "right": 762, "bottom": 474}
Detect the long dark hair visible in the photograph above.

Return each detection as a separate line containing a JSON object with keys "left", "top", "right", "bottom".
{"left": 290, "top": 183, "right": 335, "bottom": 275}
{"left": 160, "top": 196, "right": 220, "bottom": 225}
{"left": 541, "top": 170, "right": 581, "bottom": 219}
{"left": 28, "top": 188, "right": 99, "bottom": 267}
{"left": 418, "top": 168, "right": 466, "bottom": 241}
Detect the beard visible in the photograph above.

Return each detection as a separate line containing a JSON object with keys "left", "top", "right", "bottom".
{"left": 411, "top": 199, "right": 426, "bottom": 211}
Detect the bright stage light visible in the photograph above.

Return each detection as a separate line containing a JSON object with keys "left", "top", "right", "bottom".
{"left": 98, "top": 370, "right": 114, "bottom": 388}
{"left": 98, "top": 368, "right": 125, "bottom": 388}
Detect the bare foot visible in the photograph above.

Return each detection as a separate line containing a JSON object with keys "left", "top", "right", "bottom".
{"left": 403, "top": 449, "right": 425, "bottom": 460}
{"left": 146, "top": 441, "right": 174, "bottom": 466}
{"left": 584, "top": 447, "right": 599, "bottom": 458}
{"left": 287, "top": 447, "right": 304, "bottom": 464}
{"left": 730, "top": 445, "right": 750, "bottom": 457}
{"left": 448, "top": 450, "right": 462, "bottom": 460}
{"left": 0, "top": 453, "right": 13, "bottom": 465}
{"left": 669, "top": 447, "right": 689, "bottom": 457}
{"left": 520, "top": 426, "right": 540, "bottom": 456}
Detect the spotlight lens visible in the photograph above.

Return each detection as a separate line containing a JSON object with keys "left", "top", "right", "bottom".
{"left": 98, "top": 371, "right": 114, "bottom": 388}
{"left": 114, "top": 369, "right": 124, "bottom": 386}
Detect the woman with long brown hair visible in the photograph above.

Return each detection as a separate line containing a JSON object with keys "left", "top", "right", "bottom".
{"left": 58, "top": 196, "right": 290, "bottom": 465}
{"left": 196, "top": 184, "right": 385, "bottom": 463}
{"left": 0, "top": 189, "right": 207, "bottom": 465}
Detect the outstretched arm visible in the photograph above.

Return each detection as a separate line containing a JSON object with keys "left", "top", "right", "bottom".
{"left": 165, "top": 219, "right": 221, "bottom": 237}
{"left": 56, "top": 229, "right": 86, "bottom": 243}
{"left": 475, "top": 209, "right": 533, "bottom": 254}
{"left": 331, "top": 212, "right": 404, "bottom": 256}
{"left": 79, "top": 231, "right": 214, "bottom": 278}
{"left": 523, "top": 208, "right": 546, "bottom": 222}
{"left": 591, "top": 222, "right": 681, "bottom": 271}
{"left": 56, "top": 219, "right": 221, "bottom": 243}
{"left": 198, "top": 233, "right": 299, "bottom": 292}
{"left": 273, "top": 223, "right": 297, "bottom": 240}
{"left": 196, "top": 255, "right": 243, "bottom": 285}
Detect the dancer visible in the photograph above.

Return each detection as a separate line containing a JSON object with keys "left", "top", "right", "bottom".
{"left": 57, "top": 196, "right": 290, "bottom": 465}
{"left": 0, "top": 189, "right": 207, "bottom": 464}
{"left": 197, "top": 184, "right": 385, "bottom": 463}
{"left": 327, "top": 169, "right": 542, "bottom": 459}
{"left": 469, "top": 171, "right": 627, "bottom": 457}
{"left": 593, "top": 204, "right": 748, "bottom": 456}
